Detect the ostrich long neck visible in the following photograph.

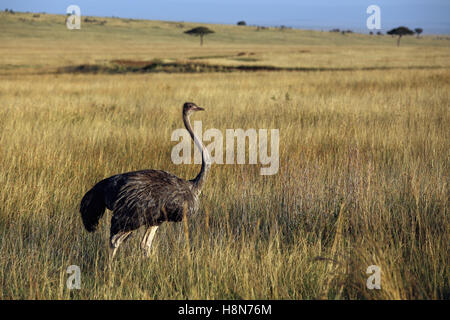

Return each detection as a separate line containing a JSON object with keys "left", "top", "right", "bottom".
{"left": 183, "top": 111, "right": 211, "bottom": 192}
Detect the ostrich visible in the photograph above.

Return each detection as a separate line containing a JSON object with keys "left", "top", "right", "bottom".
{"left": 79, "top": 102, "right": 210, "bottom": 260}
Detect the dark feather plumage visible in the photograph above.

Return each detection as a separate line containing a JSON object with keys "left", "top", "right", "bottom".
{"left": 80, "top": 170, "right": 198, "bottom": 234}
{"left": 109, "top": 170, "right": 197, "bottom": 233}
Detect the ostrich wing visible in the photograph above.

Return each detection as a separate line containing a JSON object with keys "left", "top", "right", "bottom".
{"left": 111, "top": 170, "right": 195, "bottom": 230}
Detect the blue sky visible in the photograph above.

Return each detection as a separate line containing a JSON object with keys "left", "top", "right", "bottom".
{"left": 2, "top": 0, "right": 449, "bottom": 34}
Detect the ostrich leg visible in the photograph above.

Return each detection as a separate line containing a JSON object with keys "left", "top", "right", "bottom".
{"left": 109, "top": 231, "right": 132, "bottom": 261}
{"left": 141, "top": 226, "right": 159, "bottom": 257}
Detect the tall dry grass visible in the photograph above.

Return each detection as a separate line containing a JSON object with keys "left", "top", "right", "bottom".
{"left": 0, "top": 69, "right": 448, "bottom": 299}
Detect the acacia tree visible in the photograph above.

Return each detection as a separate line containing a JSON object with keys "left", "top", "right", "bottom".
{"left": 387, "top": 26, "right": 414, "bottom": 46}
{"left": 415, "top": 28, "right": 423, "bottom": 38}
{"left": 184, "top": 27, "right": 215, "bottom": 46}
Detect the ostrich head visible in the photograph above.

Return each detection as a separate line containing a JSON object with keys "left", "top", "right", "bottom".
{"left": 183, "top": 102, "right": 204, "bottom": 115}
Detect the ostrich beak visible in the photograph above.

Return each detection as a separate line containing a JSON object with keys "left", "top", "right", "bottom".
{"left": 196, "top": 106, "right": 205, "bottom": 111}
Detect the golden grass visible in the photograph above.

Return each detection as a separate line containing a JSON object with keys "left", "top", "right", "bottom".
{"left": 0, "top": 69, "right": 448, "bottom": 299}
{"left": 0, "top": 12, "right": 448, "bottom": 300}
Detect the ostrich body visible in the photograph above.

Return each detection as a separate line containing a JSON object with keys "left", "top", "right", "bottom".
{"left": 79, "top": 102, "right": 210, "bottom": 259}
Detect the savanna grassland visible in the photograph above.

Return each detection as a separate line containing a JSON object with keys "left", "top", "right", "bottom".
{"left": 0, "top": 11, "right": 449, "bottom": 299}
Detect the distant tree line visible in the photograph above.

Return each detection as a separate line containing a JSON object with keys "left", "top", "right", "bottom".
{"left": 83, "top": 17, "right": 107, "bottom": 25}
{"left": 236, "top": 20, "right": 295, "bottom": 31}
{"left": 329, "top": 25, "right": 424, "bottom": 46}
{"left": 329, "top": 28, "right": 353, "bottom": 34}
